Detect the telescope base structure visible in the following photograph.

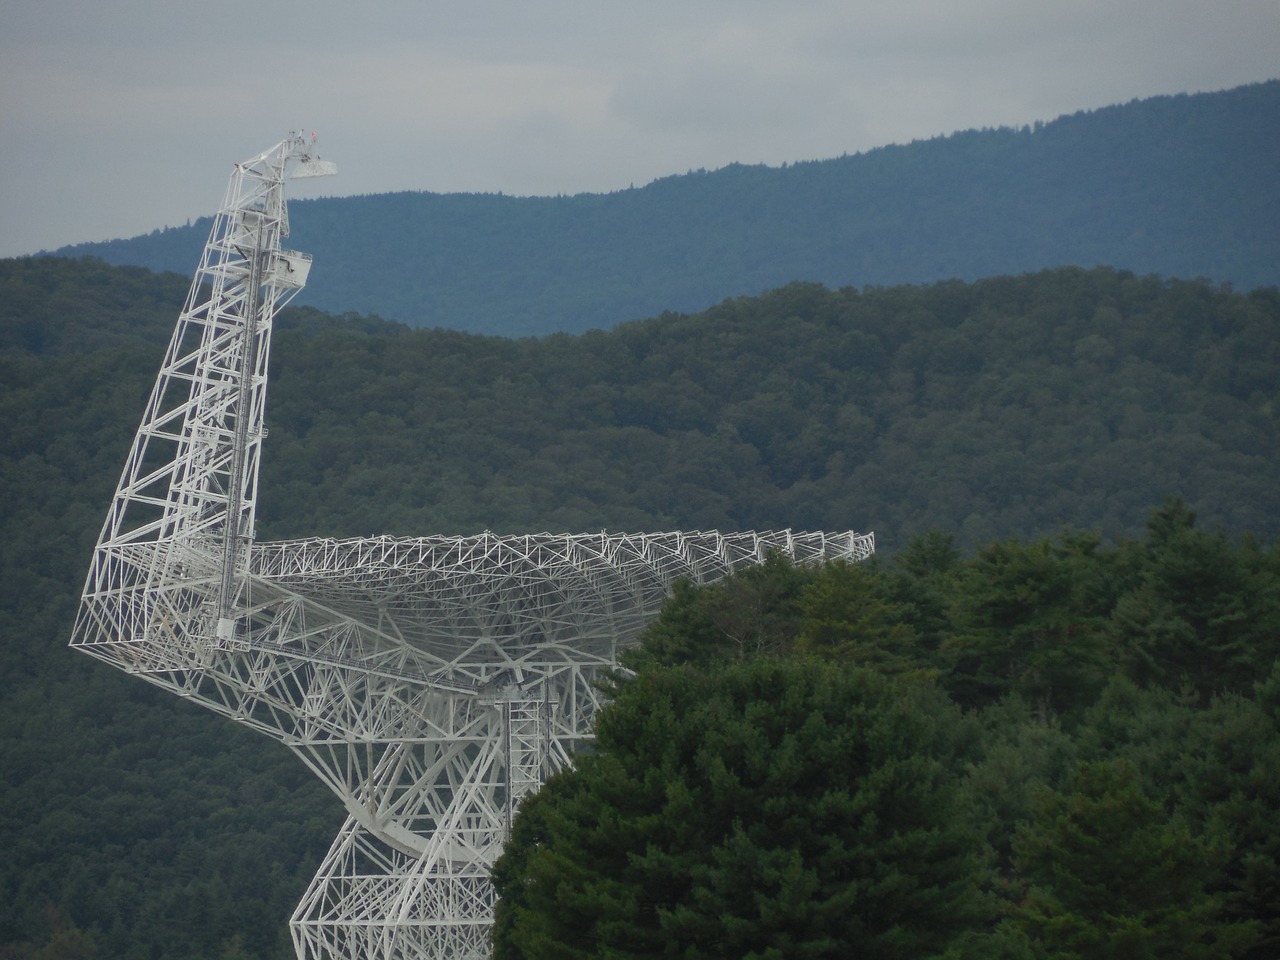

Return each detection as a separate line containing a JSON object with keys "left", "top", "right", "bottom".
{"left": 73, "top": 528, "right": 874, "bottom": 959}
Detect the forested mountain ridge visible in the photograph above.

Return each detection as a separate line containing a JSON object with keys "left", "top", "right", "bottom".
{"left": 5, "top": 255, "right": 1278, "bottom": 548}
{"left": 2, "top": 255, "right": 1277, "bottom": 957}
{"left": 50, "top": 80, "right": 1280, "bottom": 336}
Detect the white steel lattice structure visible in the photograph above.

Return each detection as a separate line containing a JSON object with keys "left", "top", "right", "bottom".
{"left": 70, "top": 133, "right": 876, "bottom": 960}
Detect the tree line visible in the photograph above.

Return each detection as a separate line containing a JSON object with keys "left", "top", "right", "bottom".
{"left": 492, "top": 502, "right": 1280, "bottom": 958}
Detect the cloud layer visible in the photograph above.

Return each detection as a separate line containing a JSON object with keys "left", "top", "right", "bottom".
{"left": 2, "top": 0, "right": 1275, "bottom": 257}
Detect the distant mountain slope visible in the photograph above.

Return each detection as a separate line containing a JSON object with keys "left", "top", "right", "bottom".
{"left": 52, "top": 81, "right": 1279, "bottom": 336}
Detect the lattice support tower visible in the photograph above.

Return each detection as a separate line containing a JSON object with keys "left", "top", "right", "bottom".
{"left": 70, "top": 133, "right": 876, "bottom": 960}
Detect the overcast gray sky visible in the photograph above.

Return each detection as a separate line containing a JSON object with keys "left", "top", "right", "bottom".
{"left": 1, "top": 0, "right": 1275, "bottom": 259}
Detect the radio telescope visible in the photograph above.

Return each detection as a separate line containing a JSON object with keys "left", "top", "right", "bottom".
{"left": 70, "top": 133, "right": 875, "bottom": 960}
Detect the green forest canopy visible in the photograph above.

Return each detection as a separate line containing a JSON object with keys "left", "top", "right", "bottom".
{"left": 4, "top": 255, "right": 1278, "bottom": 553}
{"left": 492, "top": 508, "right": 1280, "bottom": 958}
{"left": 0, "top": 254, "right": 1277, "bottom": 958}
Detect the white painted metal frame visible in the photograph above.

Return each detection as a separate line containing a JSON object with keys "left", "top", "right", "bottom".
{"left": 70, "top": 134, "right": 876, "bottom": 960}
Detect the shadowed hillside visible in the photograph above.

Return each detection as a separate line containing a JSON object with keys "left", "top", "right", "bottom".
{"left": 2, "top": 255, "right": 1277, "bottom": 957}
{"left": 51, "top": 81, "right": 1280, "bottom": 336}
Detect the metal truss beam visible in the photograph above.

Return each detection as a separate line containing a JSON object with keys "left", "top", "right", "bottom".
{"left": 70, "top": 134, "right": 875, "bottom": 959}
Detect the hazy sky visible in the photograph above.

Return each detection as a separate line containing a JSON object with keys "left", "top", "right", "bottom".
{"left": 1, "top": 0, "right": 1275, "bottom": 258}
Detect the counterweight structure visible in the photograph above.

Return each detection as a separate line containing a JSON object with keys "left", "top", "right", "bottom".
{"left": 70, "top": 134, "right": 876, "bottom": 960}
